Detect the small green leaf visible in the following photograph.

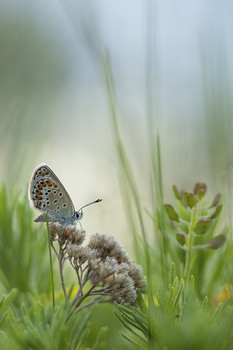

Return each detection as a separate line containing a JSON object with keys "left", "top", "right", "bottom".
{"left": 182, "top": 192, "right": 197, "bottom": 208}
{"left": 170, "top": 262, "right": 175, "bottom": 285}
{"left": 207, "top": 234, "right": 226, "bottom": 249}
{"left": 120, "top": 332, "right": 144, "bottom": 349}
{"left": 132, "top": 312, "right": 148, "bottom": 335}
{"left": 168, "top": 277, "right": 178, "bottom": 308}
{"left": 72, "top": 310, "right": 92, "bottom": 348}
{"left": 210, "top": 204, "right": 223, "bottom": 219}
{"left": 194, "top": 220, "right": 211, "bottom": 235}
{"left": 136, "top": 290, "right": 147, "bottom": 313}
{"left": 115, "top": 312, "right": 147, "bottom": 343}
{"left": 193, "top": 182, "right": 207, "bottom": 195}
{"left": 116, "top": 307, "right": 147, "bottom": 335}
{"left": 92, "top": 327, "right": 108, "bottom": 350}
{"left": 0, "top": 289, "right": 17, "bottom": 328}
{"left": 202, "top": 296, "right": 208, "bottom": 310}
{"left": 209, "top": 193, "right": 221, "bottom": 208}
{"left": 197, "top": 189, "right": 205, "bottom": 201}
{"left": 209, "top": 302, "right": 223, "bottom": 324}
{"left": 172, "top": 185, "right": 181, "bottom": 200}
{"left": 176, "top": 233, "right": 186, "bottom": 246}
{"left": 164, "top": 204, "right": 180, "bottom": 222}
{"left": 173, "top": 280, "right": 184, "bottom": 311}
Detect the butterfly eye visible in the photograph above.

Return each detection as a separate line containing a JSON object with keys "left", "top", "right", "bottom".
{"left": 76, "top": 211, "right": 83, "bottom": 220}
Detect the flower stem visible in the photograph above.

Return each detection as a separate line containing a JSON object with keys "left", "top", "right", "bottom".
{"left": 58, "top": 248, "right": 66, "bottom": 298}
{"left": 184, "top": 206, "right": 197, "bottom": 284}
{"left": 75, "top": 298, "right": 112, "bottom": 313}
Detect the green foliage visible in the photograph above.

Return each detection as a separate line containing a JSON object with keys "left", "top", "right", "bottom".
{"left": 0, "top": 185, "right": 51, "bottom": 295}
{"left": 116, "top": 292, "right": 151, "bottom": 349}
{"left": 194, "top": 220, "right": 211, "bottom": 235}
{"left": 7, "top": 299, "right": 92, "bottom": 350}
{"left": 103, "top": 54, "right": 233, "bottom": 350}
{"left": 116, "top": 276, "right": 233, "bottom": 350}
{"left": 113, "top": 164, "right": 233, "bottom": 349}
{"left": 164, "top": 204, "right": 180, "bottom": 222}
{"left": 164, "top": 182, "right": 228, "bottom": 296}
{"left": 0, "top": 289, "right": 17, "bottom": 328}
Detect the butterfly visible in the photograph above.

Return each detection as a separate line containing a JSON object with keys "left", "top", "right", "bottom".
{"left": 29, "top": 163, "right": 102, "bottom": 225}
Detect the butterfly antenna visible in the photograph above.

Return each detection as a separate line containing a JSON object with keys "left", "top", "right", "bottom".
{"left": 77, "top": 199, "right": 102, "bottom": 212}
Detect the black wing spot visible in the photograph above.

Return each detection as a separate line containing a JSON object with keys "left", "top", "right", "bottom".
{"left": 59, "top": 192, "right": 63, "bottom": 197}
{"left": 53, "top": 200, "right": 58, "bottom": 203}
{"left": 57, "top": 206, "right": 60, "bottom": 210}
{"left": 53, "top": 190, "right": 57, "bottom": 194}
{"left": 63, "top": 203, "right": 67, "bottom": 208}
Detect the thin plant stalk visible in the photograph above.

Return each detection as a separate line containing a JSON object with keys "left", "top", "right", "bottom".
{"left": 184, "top": 206, "right": 197, "bottom": 284}
{"left": 46, "top": 214, "right": 55, "bottom": 309}
{"left": 59, "top": 249, "right": 67, "bottom": 298}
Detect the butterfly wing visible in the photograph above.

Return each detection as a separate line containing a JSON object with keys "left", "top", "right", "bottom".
{"left": 29, "top": 164, "right": 76, "bottom": 223}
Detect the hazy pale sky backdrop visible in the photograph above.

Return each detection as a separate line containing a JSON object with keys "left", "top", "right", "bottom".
{"left": 1, "top": 0, "right": 233, "bottom": 250}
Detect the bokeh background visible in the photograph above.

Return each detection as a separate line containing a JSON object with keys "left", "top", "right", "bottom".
{"left": 1, "top": 0, "right": 233, "bottom": 251}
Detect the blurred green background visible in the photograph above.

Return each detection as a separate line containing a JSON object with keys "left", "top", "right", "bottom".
{"left": 1, "top": 2, "right": 233, "bottom": 349}
{"left": 1, "top": 0, "right": 233, "bottom": 250}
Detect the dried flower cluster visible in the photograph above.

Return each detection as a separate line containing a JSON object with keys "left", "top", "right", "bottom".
{"left": 49, "top": 223, "right": 146, "bottom": 311}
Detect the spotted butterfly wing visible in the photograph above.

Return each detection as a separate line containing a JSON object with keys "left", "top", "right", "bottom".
{"left": 29, "top": 164, "right": 76, "bottom": 224}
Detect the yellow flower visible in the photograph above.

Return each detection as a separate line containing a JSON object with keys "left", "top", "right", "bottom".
{"left": 214, "top": 284, "right": 232, "bottom": 305}
{"left": 145, "top": 296, "right": 158, "bottom": 306}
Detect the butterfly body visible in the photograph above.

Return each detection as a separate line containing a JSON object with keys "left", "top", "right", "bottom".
{"left": 29, "top": 164, "right": 101, "bottom": 225}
